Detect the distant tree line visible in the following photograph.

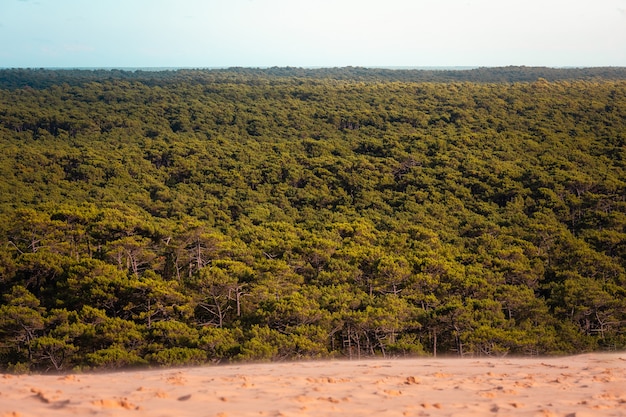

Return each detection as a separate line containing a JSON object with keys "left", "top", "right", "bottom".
{"left": 2, "top": 66, "right": 626, "bottom": 90}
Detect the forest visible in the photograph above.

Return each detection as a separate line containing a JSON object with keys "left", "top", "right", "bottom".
{"left": 0, "top": 67, "right": 625, "bottom": 372}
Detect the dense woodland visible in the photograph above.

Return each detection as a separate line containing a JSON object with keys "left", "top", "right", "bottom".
{"left": 0, "top": 67, "right": 625, "bottom": 372}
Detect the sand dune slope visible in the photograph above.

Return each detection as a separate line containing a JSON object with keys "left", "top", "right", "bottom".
{"left": 1, "top": 353, "right": 625, "bottom": 417}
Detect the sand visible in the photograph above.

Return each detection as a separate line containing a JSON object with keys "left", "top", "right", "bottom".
{"left": 1, "top": 353, "right": 625, "bottom": 416}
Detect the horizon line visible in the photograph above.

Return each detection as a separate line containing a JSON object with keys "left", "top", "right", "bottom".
{"left": 2, "top": 65, "right": 623, "bottom": 72}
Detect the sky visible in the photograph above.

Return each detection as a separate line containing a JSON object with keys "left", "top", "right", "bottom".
{"left": 1, "top": 0, "right": 625, "bottom": 68}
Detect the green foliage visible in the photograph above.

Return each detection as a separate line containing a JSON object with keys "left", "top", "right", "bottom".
{"left": 30, "top": 336, "right": 78, "bottom": 371}
{"left": 84, "top": 346, "right": 148, "bottom": 369}
{"left": 0, "top": 286, "right": 46, "bottom": 366}
{"left": 1, "top": 68, "right": 625, "bottom": 371}
{"left": 146, "top": 347, "right": 207, "bottom": 367}
{"left": 198, "top": 326, "right": 242, "bottom": 361}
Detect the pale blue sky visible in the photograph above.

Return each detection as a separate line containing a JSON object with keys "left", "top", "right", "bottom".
{"left": 1, "top": 0, "right": 625, "bottom": 68}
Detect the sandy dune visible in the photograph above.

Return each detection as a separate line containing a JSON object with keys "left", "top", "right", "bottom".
{"left": 1, "top": 353, "right": 625, "bottom": 416}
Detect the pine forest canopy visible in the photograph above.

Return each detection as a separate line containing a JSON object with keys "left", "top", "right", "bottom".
{"left": 0, "top": 67, "right": 625, "bottom": 372}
